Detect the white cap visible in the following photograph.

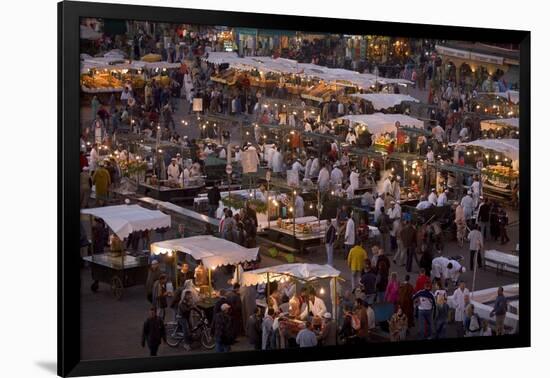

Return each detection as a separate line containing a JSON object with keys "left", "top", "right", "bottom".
{"left": 467, "top": 190, "right": 472, "bottom": 195}
{"left": 323, "top": 312, "right": 332, "bottom": 319}
{"left": 396, "top": 175, "right": 401, "bottom": 180}
{"left": 221, "top": 303, "right": 231, "bottom": 311}
{"left": 461, "top": 266, "right": 467, "bottom": 273}
{"left": 82, "top": 166, "right": 89, "bottom": 171}
{"left": 431, "top": 188, "right": 436, "bottom": 192}
{"left": 151, "top": 260, "right": 159, "bottom": 265}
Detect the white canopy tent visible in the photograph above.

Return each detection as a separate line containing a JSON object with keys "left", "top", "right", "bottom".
{"left": 240, "top": 263, "right": 342, "bottom": 320}
{"left": 450, "top": 139, "right": 519, "bottom": 161}
{"left": 81, "top": 204, "right": 171, "bottom": 239}
{"left": 240, "top": 263, "right": 341, "bottom": 287}
{"left": 350, "top": 93, "right": 420, "bottom": 110}
{"left": 337, "top": 113, "right": 424, "bottom": 135}
{"left": 150, "top": 235, "right": 259, "bottom": 270}
{"left": 203, "top": 52, "right": 412, "bottom": 89}
{"left": 480, "top": 118, "right": 519, "bottom": 130}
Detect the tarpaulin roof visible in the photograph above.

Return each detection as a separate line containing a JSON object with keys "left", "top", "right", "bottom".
{"left": 350, "top": 93, "right": 420, "bottom": 110}
{"left": 337, "top": 113, "right": 424, "bottom": 135}
{"left": 203, "top": 52, "right": 412, "bottom": 89}
{"left": 81, "top": 204, "right": 171, "bottom": 239}
{"left": 450, "top": 138, "right": 519, "bottom": 160}
{"left": 240, "top": 263, "right": 341, "bottom": 287}
{"left": 150, "top": 235, "right": 258, "bottom": 270}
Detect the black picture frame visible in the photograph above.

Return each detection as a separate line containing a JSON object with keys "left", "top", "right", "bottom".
{"left": 58, "top": 1, "right": 531, "bottom": 376}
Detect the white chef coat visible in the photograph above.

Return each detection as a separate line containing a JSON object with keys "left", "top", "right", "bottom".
{"left": 437, "top": 192, "right": 448, "bottom": 207}
{"left": 461, "top": 195, "right": 474, "bottom": 219}
{"left": 346, "top": 132, "right": 357, "bottom": 144}
{"left": 349, "top": 171, "right": 360, "bottom": 191}
{"left": 344, "top": 218, "right": 355, "bottom": 245}
{"left": 235, "top": 150, "right": 242, "bottom": 162}
{"left": 309, "top": 158, "right": 320, "bottom": 178}
{"left": 428, "top": 192, "right": 438, "bottom": 206}
{"left": 446, "top": 260, "right": 463, "bottom": 282}
{"left": 167, "top": 163, "right": 180, "bottom": 180}
{"left": 304, "top": 159, "right": 313, "bottom": 179}
{"left": 427, "top": 151, "right": 434, "bottom": 163}
{"left": 330, "top": 167, "right": 344, "bottom": 187}
{"left": 392, "top": 181, "right": 401, "bottom": 201}
{"left": 218, "top": 148, "right": 226, "bottom": 159}
{"left": 318, "top": 167, "right": 330, "bottom": 192}
{"left": 300, "top": 296, "right": 327, "bottom": 320}
{"left": 387, "top": 204, "right": 402, "bottom": 237}
{"left": 89, "top": 148, "right": 98, "bottom": 171}
{"left": 431, "top": 256, "right": 450, "bottom": 279}
{"left": 271, "top": 151, "right": 283, "bottom": 173}
{"left": 292, "top": 161, "right": 304, "bottom": 173}
{"left": 382, "top": 178, "right": 392, "bottom": 197}
{"left": 295, "top": 195, "right": 305, "bottom": 218}
{"left": 451, "top": 287, "right": 470, "bottom": 322}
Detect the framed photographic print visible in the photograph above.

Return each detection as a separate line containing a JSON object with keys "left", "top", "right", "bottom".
{"left": 59, "top": 1, "right": 530, "bottom": 376}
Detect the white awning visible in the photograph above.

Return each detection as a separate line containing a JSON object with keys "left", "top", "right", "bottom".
{"left": 450, "top": 139, "right": 519, "bottom": 161}
{"left": 240, "top": 263, "right": 341, "bottom": 287}
{"left": 337, "top": 113, "right": 424, "bottom": 134}
{"left": 150, "top": 235, "right": 258, "bottom": 270}
{"left": 350, "top": 93, "right": 420, "bottom": 110}
{"left": 81, "top": 204, "right": 171, "bottom": 239}
{"left": 480, "top": 118, "right": 519, "bottom": 130}
{"left": 203, "top": 53, "right": 412, "bottom": 89}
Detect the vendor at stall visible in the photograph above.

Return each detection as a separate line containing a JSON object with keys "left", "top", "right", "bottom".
{"left": 167, "top": 158, "right": 181, "bottom": 183}
{"left": 194, "top": 261, "right": 209, "bottom": 287}
{"left": 330, "top": 161, "right": 344, "bottom": 188}
{"left": 295, "top": 193, "right": 305, "bottom": 218}
{"left": 299, "top": 287, "right": 327, "bottom": 320}
{"left": 178, "top": 263, "right": 194, "bottom": 286}
{"left": 416, "top": 195, "right": 433, "bottom": 210}
{"left": 428, "top": 188, "right": 438, "bottom": 206}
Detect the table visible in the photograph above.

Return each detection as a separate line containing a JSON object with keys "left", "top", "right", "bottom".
{"left": 138, "top": 182, "right": 204, "bottom": 203}
{"left": 83, "top": 253, "right": 149, "bottom": 300}
{"left": 483, "top": 250, "right": 519, "bottom": 275}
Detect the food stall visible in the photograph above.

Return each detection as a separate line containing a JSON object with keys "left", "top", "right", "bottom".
{"left": 239, "top": 263, "right": 343, "bottom": 346}
{"left": 150, "top": 235, "right": 259, "bottom": 291}
{"left": 451, "top": 139, "right": 519, "bottom": 200}
{"left": 337, "top": 113, "right": 425, "bottom": 151}
{"left": 81, "top": 204, "right": 172, "bottom": 300}
{"left": 349, "top": 93, "right": 420, "bottom": 113}
{"left": 480, "top": 117, "right": 520, "bottom": 139}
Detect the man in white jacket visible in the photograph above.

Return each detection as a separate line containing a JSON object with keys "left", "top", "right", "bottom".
{"left": 344, "top": 211, "right": 355, "bottom": 255}
{"left": 318, "top": 164, "right": 330, "bottom": 193}
{"left": 330, "top": 162, "right": 344, "bottom": 188}
{"left": 451, "top": 282, "right": 470, "bottom": 337}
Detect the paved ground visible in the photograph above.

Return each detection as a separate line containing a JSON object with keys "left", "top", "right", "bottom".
{"left": 80, "top": 91, "right": 519, "bottom": 360}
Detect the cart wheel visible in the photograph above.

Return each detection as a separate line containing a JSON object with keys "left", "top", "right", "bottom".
{"left": 111, "top": 276, "right": 123, "bottom": 300}
{"left": 91, "top": 280, "right": 99, "bottom": 293}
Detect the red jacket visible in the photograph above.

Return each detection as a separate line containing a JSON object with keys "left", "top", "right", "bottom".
{"left": 414, "top": 274, "right": 431, "bottom": 293}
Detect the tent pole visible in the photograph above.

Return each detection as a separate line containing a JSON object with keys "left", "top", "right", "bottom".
{"left": 333, "top": 277, "right": 338, "bottom": 326}
{"left": 208, "top": 268, "right": 212, "bottom": 298}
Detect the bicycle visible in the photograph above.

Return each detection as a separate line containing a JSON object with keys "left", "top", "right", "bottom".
{"left": 165, "top": 307, "right": 215, "bottom": 350}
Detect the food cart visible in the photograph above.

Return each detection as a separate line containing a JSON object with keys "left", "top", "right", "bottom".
{"left": 450, "top": 139, "right": 519, "bottom": 201}
{"left": 239, "top": 263, "right": 343, "bottom": 347}
{"left": 150, "top": 235, "right": 259, "bottom": 320}
{"left": 81, "top": 204, "right": 172, "bottom": 300}
{"left": 480, "top": 118, "right": 520, "bottom": 139}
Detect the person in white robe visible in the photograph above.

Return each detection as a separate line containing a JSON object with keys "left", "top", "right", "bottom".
{"left": 460, "top": 191, "right": 475, "bottom": 220}
{"left": 309, "top": 157, "right": 320, "bottom": 178}
{"left": 330, "top": 163, "right": 344, "bottom": 188}
{"left": 374, "top": 194, "right": 384, "bottom": 223}
{"left": 470, "top": 176, "right": 482, "bottom": 208}
{"left": 271, "top": 148, "right": 283, "bottom": 173}
{"left": 318, "top": 165, "right": 331, "bottom": 192}
{"left": 437, "top": 189, "right": 449, "bottom": 207}
{"left": 349, "top": 168, "right": 360, "bottom": 192}
{"left": 304, "top": 157, "right": 313, "bottom": 179}
{"left": 428, "top": 188, "right": 438, "bottom": 206}
{"left": 294, "top": 194, "right": 305, "bottom": 218}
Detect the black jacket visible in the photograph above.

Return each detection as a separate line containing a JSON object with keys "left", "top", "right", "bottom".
{"left": 142, "top": 316, "right": 166, "bottom": 347}
{"left": 207, "top": 187, "right": 221, "bottom": 206}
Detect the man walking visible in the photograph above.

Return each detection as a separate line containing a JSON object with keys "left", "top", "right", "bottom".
{"left": 490, "top": 287, "right": 508, "bottom": 336}
{"left": 207, "top": 182, "right": 221, "bottom": 218}
{"left": 412, "top": 282, "right": 436, "bottom": 340}
{"left": 325, "top": 219, "right": 337, "bottom": 267}
{"left": 141, "top": 307, "right": 166, "bottom": 356}
{"left": 347, "top": 244, "right": 367, "bottom": 290}
{"left": 214, "top": 303, "right": 233, "bottom": 352}
{"left": 467, "top": 225, "right": 483, "bottom": 271}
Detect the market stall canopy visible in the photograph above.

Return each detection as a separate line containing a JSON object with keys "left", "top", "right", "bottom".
{"left": 480, "top": 118, "right": 519, "bottom": 130}
{"left": 337, "top": 113, "right": 424, "bottom": 135}
{"left": 81, "top": 204, "right": 171, "bottom": 239}
{"left": 450, "top": 139, "right": 519, "bottom": 161}
{"left": 203, "top": 52, "right": 412, "bottom": 89}
{"left": 150, "top": 235, "right": 258, "bottom": 270}
{"left": 240, "top": 263, "right": 341, "bottom": 287}
{"left": 349, "top": 93, "right": 420, "bottom": 110}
